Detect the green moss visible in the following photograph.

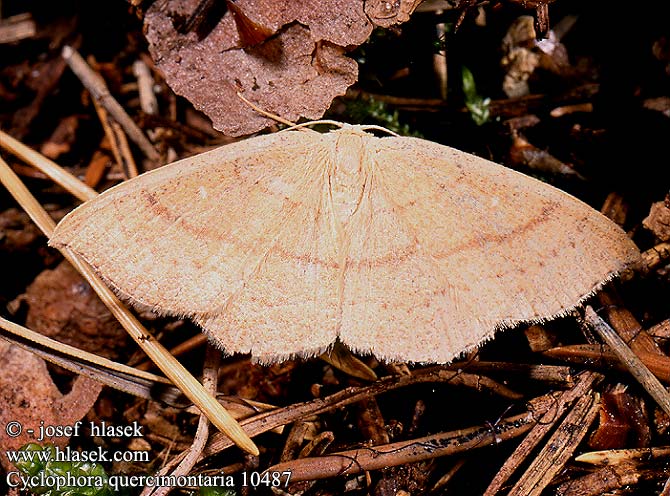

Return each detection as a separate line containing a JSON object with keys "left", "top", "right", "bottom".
{"left": 461, "top": 66, "right": 491, "bottom": 126}
{"left": 343, "top": 97, "right": 420, "bottom": 137}
{"left": 13, "top": 443, "right": 114, "bottom": 496}
{"left": 198, "top": 487, "right": 238, "bottom": 496}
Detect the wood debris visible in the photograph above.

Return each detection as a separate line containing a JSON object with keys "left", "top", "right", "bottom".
{"left": 0, "top": 340, "right": 102, "bottom": 471}
{"left": 1, "top": 2, "right": 670, "bottom": 494}
{"left": 10, "top": 260, "right": 128, "bottom": 359}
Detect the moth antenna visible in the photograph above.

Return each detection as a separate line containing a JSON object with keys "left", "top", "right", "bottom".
{"left": 236, "top": 92, "right": 336, "bottom": 131}
{"left": 286, "top": 121, "right": 398, "bottom": 137}
{"left": 236, "top": 92, "right": 297, "bottom": 127}
{"left": 236, "top": 92, "right": 399, "bottom": 136}
{"left": 358, "top": 124, "right": 399, "bottom": 137}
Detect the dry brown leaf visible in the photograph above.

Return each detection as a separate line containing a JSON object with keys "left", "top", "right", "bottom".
{"left": 0, "top": 207, "right": 45, "bottom": 253}
{"left": 643, "top": 200, "right": 670, "bottom": 242}
{"left": 588, "top": 385, "right": 650, "bottom": 450}
{"left": 128, "top": 400, "right": 193, "bottom": 452}
{"left": 1, "top": 207, "right": 65, "bottom": 311}
{"left": 39, "top": 115, "right": 79, "bottom": 160}
{"left": 643, "top": 96, "right": 670, "bottom": 117}
{"left": 0, "top": 340, "right": 102, "bottom": 470}
{"left": 509, "top": 133, "right": 583, "bottom": 179}
{"left": 51, "top": 126, "right": 639, "bottom": 363}
{"left": 501, "top": 15, "right": 576, "bottom": 98}
{"left": 144, "top": 0, "right": 417, "bottom": 136}
{"left": 501, "top": 16, "right": 540, "bottom": 98}
{"left": 12, "top": 260, "right": 128, "bottom": 359}
{"left": 364, "top": 0, "right": 423, "bottom": 28}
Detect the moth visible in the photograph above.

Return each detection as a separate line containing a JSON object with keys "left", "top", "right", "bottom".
{"left": 170, "top": 0, "right": 274, "bottom": 45}
{"left": 50, "top": 125, "right": 640, "bottom": 363}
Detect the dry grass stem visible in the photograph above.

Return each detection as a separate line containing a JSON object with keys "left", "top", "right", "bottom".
{"left": 597, "top": 292, "right": 661, "bottom": 354}
{"left": 0, "top": 128, "right": 97, "bottom": 201}
{"left": 0, "top": 316, "right": 171, "bottom": 398}
{"left": 143, "top": 345, "right": 220, "bottom": 496}
{"left": 0, "top": 153, "right": 258, "bottom": 456}
{"left": 585, "top": 306, "right": 670, "bottom": 416}
{"left": 134, "top": 333, "right": 207, "bottom": 370}
{"left": 576, "top": 446, "right": 670, "bottom": 465}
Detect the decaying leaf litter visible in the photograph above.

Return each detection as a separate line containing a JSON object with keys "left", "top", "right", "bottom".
{"left": 2, "top": 1, "right": 670, "bottom": 494}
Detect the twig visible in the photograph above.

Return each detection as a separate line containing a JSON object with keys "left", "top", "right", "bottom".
{"left": 280, "top": 421, "right": 313, "bottom": 462}
{"left": 549, "top": 102, "right": 593, "bottom": 117}
{"left": 542, "top": 343, "right": 670, "bottom": 384}
{"left": 144, "top": 345, "right": 220, "bottom": 496}
{"left": 597, "top": 291, "right": 661, "bottom": 354}
{"left": 92, "top": 98, "right": 139, "bottom": 179}
{"left": 649, "top": 318, "right": 670, "bottom": 340}
{"left": 61, "top": 45, "right": 160, "bottom": 161}
{"left": 133, "top": 59, "right": 159, "bottom": 116}
{"left": 429, "top": 459, "right": 468, "bottom": 493}
{"left": 283, "top": 430, "right": 335, "bottom": 494}
{"left": 555, "top": 461, "right": 670, "bottom": 495}
{"left": 202, "top": 367, "right": 520, "bottom": 459}
{"left": 183, "top": 396, "right": 276, "bottom": 420}
{"left": 585, "top": 306, "right": 670, "bottom": 417}
{"left": 112, "top": 122, "right": 139, "bottom": 178}
{"left": 299, "top": 431, "right": 335, "bottom": 458}
{"left": 346, "top": 82, "right": 601, "bottom": 118}
{"left": 266, "top": 410, "right": 537, "bottom": 481}
{"left": 638, "top": 242, "right": 670, "bottom": 275}
{"left": 456, "top": 361, "right": 575, "bottom": 386}
{"left": 132, "top": 58, "right": 162, "bottom": 146}
{"left": 507, "top": 390, "right": 601, "bottom": 496}
{"left": 156, "top": 366, "right": 521, "bottom": 476}
{"left": 355, "top": 397, "right": 389, "bottom": 444}
{"left": 0, "top": 13, "right": 36, "bottom": 44}
{"left": 553, "top": 463, "right": 641, "bottom": 496}
{"left": 0, "top": 153, "right": 258, "bottom": 456}
{"left": 484, "top": 371, "right": 603, "bottom": 495}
